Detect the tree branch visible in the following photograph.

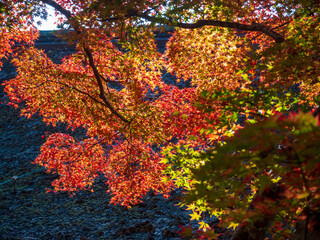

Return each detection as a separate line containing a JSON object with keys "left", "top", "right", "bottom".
{"left": 82, "top": 46, "right": 130, "bottom": 123}
{"left": 139, "top": 13, "right": 285, "bottom": 43}
{"left": 40, "top": 0, "right": 130, "bottom": 124}
{"left": 43, "top": 0, "right": 285, "bottom": 43}
{"left": 53, "top": 80, "right": 109, "bottom": 109}
{"left": 251, "top": 21, "right": 290, "bottom": 42}
{"left": 40, "top": 0, "right": 72, "bottom": 19}
{"left": 102, "top": 11, "right": 285, "bottom": 43}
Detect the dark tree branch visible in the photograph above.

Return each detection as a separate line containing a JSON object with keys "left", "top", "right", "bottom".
{"left": 44, "top": 0, "right": 285, "bottom": 43}
{"left": 251, "top": 21, "right": 290, "bottom": 42}
{"left": 53, "top": 80, "right": 109, "bottom": 109}
{"left": 139, "top": 13, "right": 285, "bottom": 43}
{"left": 102, "top": 12, "right": 285, "bottom": 43}
{"left": 99, "top": 73, "right": 120, "bottom": 84}
{"left": 290, "top": 210, "right": 320, "bottom": 240}
{"left": 82, "top": 46, "right": 130, "bottom": 123}
{"left": 40, "top": 0, "right": 72, "bottom": 19}
{"left": 40, "top": 0, "right": 130, "bottom": 124}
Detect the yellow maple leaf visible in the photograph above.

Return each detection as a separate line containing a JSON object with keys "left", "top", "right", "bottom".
{"left": 199, "top": 221, "right": 210, "bottom": 231}
{"left": 228, "top": 222, "right": 239, "bottom": 230}
{"left": 189, "top": 211, "right": 201, "bottom": 221}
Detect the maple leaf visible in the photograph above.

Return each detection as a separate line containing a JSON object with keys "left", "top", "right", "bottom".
{"left": 228, "top": 222, "right": 239, "bottom": 231}
{"left": 189, "top": 211, "right": 201, "bottom": 221}
{"left": 1, "top": 1, "right": 320, "bottom": 239}
{"left": 178, "top": 224, "right": 194, "bottom": 238}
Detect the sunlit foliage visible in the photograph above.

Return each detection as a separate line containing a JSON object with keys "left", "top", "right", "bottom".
{"left": 1, "top": 0, "right": 320, "bottom": 238}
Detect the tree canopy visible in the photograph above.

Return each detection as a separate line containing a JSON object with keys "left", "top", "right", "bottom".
{"left": 1, "top": 0, "right": 320, "bottom": 239}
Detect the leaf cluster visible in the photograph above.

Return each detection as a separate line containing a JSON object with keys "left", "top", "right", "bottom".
{"left": 1, "top": 1, "right": 320, "bottom": 239}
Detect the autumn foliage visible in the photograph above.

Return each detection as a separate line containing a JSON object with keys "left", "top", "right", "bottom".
{"left": 1, "top": 0, "right": 320, "bottom": 239}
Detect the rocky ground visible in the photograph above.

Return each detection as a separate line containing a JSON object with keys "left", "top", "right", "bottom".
{"left": 0, "top": 48, "right": 223, "bottom": 240}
